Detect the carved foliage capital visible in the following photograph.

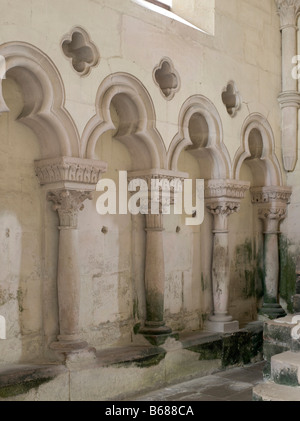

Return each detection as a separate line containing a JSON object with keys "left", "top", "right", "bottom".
{"left": 275, "top": 0, "right": 300, "bottom": 27}
{"left": 251, "top": 186, "right": 291, "bottom": 231}
{"left": 206, "top": 201, "right": 240, "bottom": 217}
{"left": 47, "top": 189, "right": 93, "bottom": 228}
{"left": 257, "top": 206, "right": 287, "bottom": 221}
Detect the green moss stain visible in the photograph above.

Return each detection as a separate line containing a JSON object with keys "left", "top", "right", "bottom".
{"left": 114, "top": 349, "right": 166, "bottom": 369}
{"left": 279, "top": 236, "right": 296, "bottom": 313}
{"left": 187, "top": 340, "right": 223, "bottom": 360}
{"left": 233, "top": 239, "right": 263, "bottom": 300}
{"left": 134, "top": 352, "right": 166, "bottom": 368}
{"left": 133, "top": 297, "right": 139, "bottom": 320}
{"left": 222, "top": 332, "right": 252, "bottom": 367}
{"left": 187, "top": 327, "right": 263, "bottom": 368}
{"left": 0, "top": 377, "right": 53, "bottom": 398}
{"left": 201, "top": 274, "right": 209, "bottom": 293}
{"left": 145, "top": 290, "right": 164, "bottom": 323}
{"left": 273, "top": 368, "right": 299, "bottom": 387}
{"left": 133, "top": 323, "right": 141, "bottom": 335}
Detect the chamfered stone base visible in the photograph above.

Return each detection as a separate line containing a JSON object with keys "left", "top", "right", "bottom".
{"left": 50, "top": 339, "right": 97, "bottom": 363}
{"left": 204, "top": 320, "right": 239, "bottom": 333}
{"left": 258, "top": 303, "right": 287, "bottom": 320}
{"left": 139, "top": 324, "right": 175, "bottom": 346}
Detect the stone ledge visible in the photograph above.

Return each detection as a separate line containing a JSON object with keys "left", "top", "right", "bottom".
{"left": 0, "top": 364, "right": 67, "bottom": 399}
{"left": 0, "top": 324, "right": 263, "bottom": 400}
{"left": 271, "top": 351, "right": 300, "bottom": 386}
{"left": 253, "top": 381, "right": 300, "bottom": 401}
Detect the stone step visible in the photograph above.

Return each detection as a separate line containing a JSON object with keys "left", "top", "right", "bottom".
{"left": 271, "top": 351, "right": 300, "bottom": 386}
{"left": 253, "top": 381, "right": 300, "bottom": 401}
{"left": 263, "top": 315, "right": 300, "bottom": 373}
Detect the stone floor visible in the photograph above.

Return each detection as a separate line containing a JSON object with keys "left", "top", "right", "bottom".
{"left": 126, "top": 361, "right": 266, "bottom": 401}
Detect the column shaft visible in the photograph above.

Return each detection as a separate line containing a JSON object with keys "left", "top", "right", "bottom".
{"left": 210, "top": 231, "right": 232, "bottom": 322}
{"left": 57, "top": 227, "right": 81, "bottom": 340}
{"left": 264, "top": 232, "right": 280, "bottom": 304}
{"left": 48, "top": 189, "right": 92, "bottom": 352}
{"left": 140, "top": 214, "right": 171, "bottom": 336}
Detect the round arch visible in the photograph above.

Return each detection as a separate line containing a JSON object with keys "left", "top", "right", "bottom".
{"left": 0, "top": 41, "right": 80, "bottom": 158}
{"left": 167, "top": 95, "right": 231, "bottom": 179}
{"left": 233, "top": 113, "right": 283, "bottom": 186}
{"left": 81, "top": 72, "right": 167, "bottom": 171}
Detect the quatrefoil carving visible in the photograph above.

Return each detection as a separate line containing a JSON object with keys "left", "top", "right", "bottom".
{"left": 153, "top": 57, "right": 180, "bottom": 100}
{"left": 221, "top": 81, "right": 241, "bottom": 117}
{"left": 61, "top": 27, "right": 99, "bottom": 76}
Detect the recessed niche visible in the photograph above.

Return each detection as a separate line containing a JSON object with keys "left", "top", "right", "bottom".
{"left": 61, "top": 27, "right": 99, "bottom": 76}
{"left": 221, "top": 81, "right": 241, "bottom": 117}
{"left": 153, "top": 57, "right": 180, "bottom": 100}
{"left": 248, "top": 128, "right": 263, "bottom": 159}
{"left": 188, "top": 113, "right": 209, "bottom": 148}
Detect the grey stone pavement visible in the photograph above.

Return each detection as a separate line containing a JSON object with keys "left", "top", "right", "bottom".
{"left": 126, "top": 361, "right": 266, "bottom": 402}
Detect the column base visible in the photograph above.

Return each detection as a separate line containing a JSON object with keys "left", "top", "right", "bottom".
{"left": 293, "top": 295, "right": 300, "bottom": 313}
{"left": 258, "top": 303, "right": 287, "bottom": 320}
{"left": 209, "top": 314, "right": 233, "bottom": 323}
{"left": 204, "top": 319, "right": 239, "bottom": 333}
{"left": 50, "top": 336, "right": 96, "bottom": 363}
{"left": 139, "top": 323, "right": 175, "bottom": 346}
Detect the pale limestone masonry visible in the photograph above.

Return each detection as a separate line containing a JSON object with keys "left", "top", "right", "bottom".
{"left": 0, "top": 0, "right": 299, "bottom": 400}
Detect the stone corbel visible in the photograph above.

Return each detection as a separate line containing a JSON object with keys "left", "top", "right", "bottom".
{"left": 251, "top": 185, "right": 292, "bottom": 319}
{"left": 275, "top": 0, "right": 300, "bottom": 171}
{"left": 35, "top": 156, "right": 107, "bottom": 359}
{"left": 204, "top": 179, "right": 250, "bottom": 333}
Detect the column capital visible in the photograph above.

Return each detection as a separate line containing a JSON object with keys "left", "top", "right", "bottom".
{"left": 206, "top": 201, "right": 241, "bottom": 232}
{"left": 35, "top": 156, "right": 107, "bottom": 191}
{"left": 204, "top": 179, "right": 250, "bottom": 200}
{"left": 127, "top": 168, "right": 187, "bottom": 213}
{"left": 47, "top": 189, "right": 93, "bottom": 228}
{"left": 205, "top": 179, "right": 250, "bottom": 232}
{"left": 251, "top": 186, "right": 292, "bottom": 232}
{"left": 250, "top": 185, "right": 292, "bottom": 205}
{"left": 275, "top": 0, "right": 300, "bottom": 28}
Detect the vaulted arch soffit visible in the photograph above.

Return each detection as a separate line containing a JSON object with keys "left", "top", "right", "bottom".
{"left": 167, "top": 95, "right": 232, "bottom": 180}
{"left": 233, "top": 113, "right": 283, "bottom": 187}
{"left": 0, "top": 42, "right": 80, "bottom": 159}
{"left": 81, "top": 72, "right": 167, "bottom": 171}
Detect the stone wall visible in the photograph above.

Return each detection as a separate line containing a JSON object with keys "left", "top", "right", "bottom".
{"left": 0, "top": 0, "right": 288, "bottom": 366}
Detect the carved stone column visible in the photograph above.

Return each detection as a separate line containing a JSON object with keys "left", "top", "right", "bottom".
{"left": 142, "top": 212, "right": 171, "bottom": 338}
{"left": 204, "top": 180, "right": 250, "bottom": 333}
{"left": 251, "top": 186, "right": 292, "bottom": 319}
{"left": 35, "top": 157, "right": 107, "bottom": 357}
{"left": 128, "top": 169, "right": 186, "bottom": 344}
{"left": 276, "top": 0, "right": 300, "bottom": 171}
